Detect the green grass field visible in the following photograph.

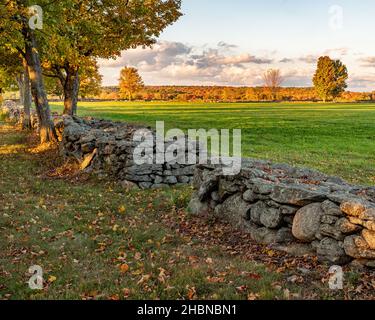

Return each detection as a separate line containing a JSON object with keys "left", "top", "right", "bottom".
{"left": 51, "top": 101, "right": 375, "bottom": 185}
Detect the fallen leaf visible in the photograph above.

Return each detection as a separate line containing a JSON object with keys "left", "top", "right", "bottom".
{"left": 118, "top": 206, "right": 126, "bottom": 214}
{"left": 119, "top": 264, "right": 129, "bottom": 274}
{"left": 187, "top": 286, "right": 196, "bottom": 300}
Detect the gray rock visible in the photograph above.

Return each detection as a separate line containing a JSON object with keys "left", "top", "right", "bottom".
{"left": 243, "top": 189, "right": 258, "bottom": 203}
{"left": 139, "top": 182, "right": 153, "bottom": 189}
{"left": 215, "top": 194, "right": 252, "bottom": 227}
{"left": 292, "top": 203, "right": 324, "bottom": 242}
{"left": 275, "top": 228, "right": 295, "bottom": 243}
{"left": 177, "top": 176, "right": 191, "bottom": 184}
{"left": 251, "top": 227, "right": 278, "bottom": 244}
{"left": 154, "top": 176, "right": 164, "bottom": 184}
{"left": 250, "top": 201, "right": 265, "bottom": 225}
{"left": 283, "top": 216, "right": 294, "bottom": 227}
{"left": 80, "top": 134, "right": 96, "bottom": 144}
{"left": 271, "top": 184, "right": 327, "bottom": 206}
{"left": 198, "top": 174, "right": 219, "bottom": 201}
{"left": 125, "top": 175, "right": 152, "bottom": 182}
{"left": 252, "top": 179, "right": 274, "bottom": 195}
{"left": 64, "top": 122, "right": 86, "bottom": 141}
{"left": 317, "top": 238, "right": 351, "bottom": 265}
{"left": 211, "top": 191, "right": 220, "bottom": 202}
{"left": 319, "top": 224, "right": 344, "bottom": 241}
{"left": 321, "top": 200, "right": 343, "bottom": 216}
{"left": 218, "top": 179, "right": 241, "bottom": 201}
{"left": 327, "top": 192, "right": 349, "bottom": 204}
{"left": 321, "top": 215, "right": 339, "bottom": 225}
{"left": 127, "top": 165, "right": 157, "bottom": 176}
{"left": 188, "top": 195, "right": 210, "bottom": 216}
{"left": 164, "top": 176, "right": 178, "bottom": 184}
{"left": 260, "top": 206, "right": 283, "bottom": 229}
{"left": 171, "top": 166, "right": 196, "bottom": 176}
{"left": 279, "top": 204, "right": 299, "bottom": 215}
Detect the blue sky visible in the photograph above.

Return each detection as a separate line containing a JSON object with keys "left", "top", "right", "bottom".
{"left": 100, "top": 0, "right": 375, "bottom": 91}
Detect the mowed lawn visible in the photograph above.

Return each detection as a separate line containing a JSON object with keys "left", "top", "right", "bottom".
{"left": 51, "top": 101, "right": 375, "bottom": 185}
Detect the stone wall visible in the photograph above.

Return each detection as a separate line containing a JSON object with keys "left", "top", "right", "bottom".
{"left": 62, "top": 116, "right": 197, "bottom": 189}
{"left": 1, "top": 101, "right": 197, "bottom": 189}
{"left": 188, "top": 160, "right": 375, "bottom": 267}
{"left": 0, "top": 100, "right": 39, "bottom": 129}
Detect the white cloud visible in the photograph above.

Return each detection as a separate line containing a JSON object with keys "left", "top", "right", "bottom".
{"left": 98, "top": 41, "right": 374, "bottom": 90}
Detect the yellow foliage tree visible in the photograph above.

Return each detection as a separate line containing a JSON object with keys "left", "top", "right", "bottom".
{"left": 119, "top": 67, "right": 144, "bottom": 101}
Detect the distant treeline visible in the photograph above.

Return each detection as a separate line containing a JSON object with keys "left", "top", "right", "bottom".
{"left": 98, "top": 86, "right": 375, "bottom": 102}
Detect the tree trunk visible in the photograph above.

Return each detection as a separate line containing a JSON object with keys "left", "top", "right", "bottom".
{"left": 16, "top": 74, "right": 25, "bottom": 107}
{"left": 22, "top": 59, "right": 32, "bottom": 129}
{"left": 63, "top": 66, "right": 80, "bottom": 116}
{"left": 22, "top": 26, "right": 57, "bottom": 143}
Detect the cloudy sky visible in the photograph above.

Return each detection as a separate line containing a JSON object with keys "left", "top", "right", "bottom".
{"left": 99, "top": 0, "right": 375, "bottom": 91}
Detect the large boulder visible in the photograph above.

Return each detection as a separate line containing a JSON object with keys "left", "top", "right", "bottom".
{"left": 292, "top": 203, "right": 324, "bottom": 242}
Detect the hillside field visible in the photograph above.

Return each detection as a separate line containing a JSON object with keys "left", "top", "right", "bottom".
{"left": 51, "top": 101, "right": 375, "bottom": 185}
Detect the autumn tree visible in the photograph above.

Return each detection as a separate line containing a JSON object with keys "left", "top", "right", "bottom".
{"left": 119, "top": 67, "right": 144, "bottom": 101}
{"left": 263, "top": 69, "right": 284, "bottom": 101}
{"left": 40, "top": 0, "right": 182, "bottom": 115}
{"left": 313, "top": 56, "right": 348, "bottom": 102}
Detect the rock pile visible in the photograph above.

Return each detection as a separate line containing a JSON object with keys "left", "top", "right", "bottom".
{"left": 189, "top": 160, "right": 375, "bottom": 267}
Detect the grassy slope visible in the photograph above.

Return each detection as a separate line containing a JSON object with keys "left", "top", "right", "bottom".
{"left": 51, "top": 101, "right": 375, "bottom": 185}
{"left": 2, "top": 119, "right": 373, "bottom": 300}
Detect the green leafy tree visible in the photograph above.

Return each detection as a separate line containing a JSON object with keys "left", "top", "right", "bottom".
{"left": 313, "top": 56, "right": 348, "bottom": 102}
{"left": 40, "top": 0, "right": 182, "bottom": 115}
{"left": 78, "top": 62, "right": 103, "bottom": 99}
{"left": 119, "top": 67, "right": 144, "bottom": 101}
